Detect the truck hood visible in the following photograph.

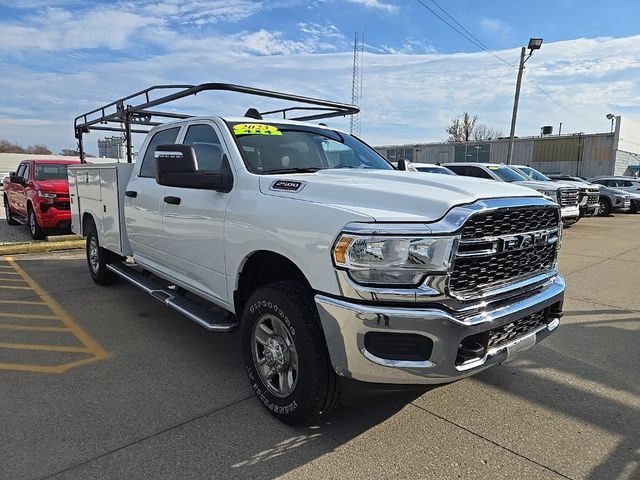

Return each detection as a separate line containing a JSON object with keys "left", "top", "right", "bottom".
{"left": 259, "top": 169, "right": 542, "bottom": 222}
{"left": 514, "top": 180, "right": 569, "bottom": 191}
{"left": 35, "top": 179, "right": 70, "bottom": 194}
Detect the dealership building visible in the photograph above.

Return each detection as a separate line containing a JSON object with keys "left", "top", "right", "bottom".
{"left": 376, "top": 115, "right": 640, "bottom": 178}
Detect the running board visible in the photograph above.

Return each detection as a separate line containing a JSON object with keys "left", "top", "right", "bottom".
{"left": 106, "top": 262, "right": 238, "bottom": 332}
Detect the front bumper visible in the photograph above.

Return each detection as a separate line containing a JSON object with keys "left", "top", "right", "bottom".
{"left": 36, "top": 204, "right": 71, "bottom": 229}
{"left": 315, "top": 274, "right": 564, "bottom": 385}
{"left": 560, "top": 204, "right": 580, "bottom": 219}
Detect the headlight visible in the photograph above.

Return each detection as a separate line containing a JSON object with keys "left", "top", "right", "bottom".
{"left": 37, "top": 190, "right": 56, "bottom": 199}
{"left": 333, "top": 234, "right": 456, "bottom": 286}
{"left": 536, "top": 189, "right": 558, "bottom": 201}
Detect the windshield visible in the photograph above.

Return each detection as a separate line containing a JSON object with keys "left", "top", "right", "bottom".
{"left": 518, "top": 166, "right": 551, "bottom": 181}
{"left": 34, "top": 163, "right": 69, "bottom": 180}
{"left": 227, "top": 122, "right": 393, "bottom": 174}
{"left": 416, "top": 166, "right": 454, "bottom": 175}
{"left": 488, "top": 165, "right": 527, "bottom": 182}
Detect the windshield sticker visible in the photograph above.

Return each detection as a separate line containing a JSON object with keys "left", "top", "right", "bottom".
{"left": 233, "top": 123, "right": 283, "bottom": 136}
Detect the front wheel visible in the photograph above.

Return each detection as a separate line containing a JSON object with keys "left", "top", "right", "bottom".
{"left": 86, "top": 223, "right": 118, "bottom": 285}
{"left": 4, "top": 196, "right": 18, "bottom": 225}
{"left": 242, "top": 281, "right": 339, "bottom": 425}
{"left": 28, "top": 206, "right": 46, "bottom": 240}
{"left": 597, "top": 198, "right": 611, "bottom": 216}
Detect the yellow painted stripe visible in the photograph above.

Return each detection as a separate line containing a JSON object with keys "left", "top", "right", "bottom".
{"left": 5, "top": 257, "right": 109, "bottom": 361}
{"left": 0, "top": 300, "right": 46, "bottom": 306}
{"left": 0, "top": 342, "right": 92, "bottom": 353}
{"left": 0, "top": 312, "right": 59, "bottom": 320}
{"left": 0, "top": 355, "right": 98, "bottom": 374}
{"left": 0, "top": 324, "right": 70, "bottom": 332}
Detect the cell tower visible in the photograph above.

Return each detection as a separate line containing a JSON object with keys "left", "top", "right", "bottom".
{"left": 350, "top": 32, "right": 364, "bottom": 136}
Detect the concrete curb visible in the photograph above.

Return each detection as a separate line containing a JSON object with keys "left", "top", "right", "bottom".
{"left": 0, "top": 239, "right": 84, "bottom": 255}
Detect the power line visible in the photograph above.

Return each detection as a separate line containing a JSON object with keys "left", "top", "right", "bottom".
{"left": 413, "top": 0, "right": 516, "bottom": 68}
{"left": 523, "top": 72, "right": 601, "bottom": 124}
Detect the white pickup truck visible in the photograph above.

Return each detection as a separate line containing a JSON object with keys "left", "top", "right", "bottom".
{"left": 70, "top": 84, "right": 565, "bottom": 425}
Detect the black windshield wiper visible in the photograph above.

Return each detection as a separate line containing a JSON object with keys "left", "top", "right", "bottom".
{"left": 263, "top": 168, "right": 322, "bottom": 175}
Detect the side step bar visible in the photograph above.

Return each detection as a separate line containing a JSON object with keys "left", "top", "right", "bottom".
{"left": 106, "top": 262, "right": 238, "bottom": 332}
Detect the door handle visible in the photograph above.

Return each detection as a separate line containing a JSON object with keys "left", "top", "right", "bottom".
{"left": 164, "top": 196, "right": 181, "bottom": 205}
{"left": 125, "top": 190, "right": 138, "bottom": 198}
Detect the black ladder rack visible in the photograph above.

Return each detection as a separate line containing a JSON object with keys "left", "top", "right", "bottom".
{"left": 74, "top": 83, "right": 359, "bottom": 163}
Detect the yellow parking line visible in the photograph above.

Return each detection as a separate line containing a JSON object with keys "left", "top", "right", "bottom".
{"left": 0, "top": 278, "right": 28, "bottom": 283}
{"left": 0, "top": 324, "right": 70, "bottom": 332}
{"left": 0, "top": 257, "right": 110, "bottom": 373}
{"left": 0, "top": 312, "right": 59, "bottom": 320}
{"left": 0, "top": 300, "right": 47, "bottom": 305}
{"left": 0, "top": 342, "right": 93, "bottom": 353}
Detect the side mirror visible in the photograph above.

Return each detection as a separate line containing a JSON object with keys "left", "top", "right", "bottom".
{"left": 154, "top": 144, "right": 232, "bottom": 192}
{"left": 10, "top": 174, "right": 24, "bottom": 185}
{"left": 397, "top": 159, "right": 407, "bottom": 171}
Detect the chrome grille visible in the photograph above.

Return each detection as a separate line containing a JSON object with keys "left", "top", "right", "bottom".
{"left": 450, "top": 205, "right": 560, "bottom": 299}
{"left": 586, "top": 190, "right": 599, "bottom": 204}
{"left": 487, "top": 310, "right": 548, "bottom": 348}
{"left": 559, "top": 188, "right": 579, "bottom": 207}
{"left": 459, "top": 206, "right": 558, "bottom": 239}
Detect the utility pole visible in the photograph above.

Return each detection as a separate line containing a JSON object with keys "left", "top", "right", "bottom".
{"left": 506, "top": 38, "right": 543, "bottom": 165}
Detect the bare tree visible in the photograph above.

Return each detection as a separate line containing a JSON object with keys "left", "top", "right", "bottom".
{"left": 59, "top": 149, "right": 80, "bottom": 156}
{"left": 25, "top": 144, "right": 52, "bottom": 155}
{"left": 446, "top": 112, "right": 478, "bottom": 142}
{"left": 0, "top": 139, "right": 25, "bottom": 153}
{"left": 473, "top": 124, "right": 503, "bottom": 141}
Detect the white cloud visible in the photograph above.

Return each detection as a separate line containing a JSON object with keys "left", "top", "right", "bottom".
{"left": 479, "top": 17, "right": 511, "bottom": 34}
{"left": 137, "top": 0, "right": 265, "bottom": 25}
{"left": 239, "top": 29, "right": 312, "bottom": 55}
{"left": 347, "top": 0, "right": 397, "bottom": 13}
{"left": 380, "top": 37, "right": 436, "bottom": 54}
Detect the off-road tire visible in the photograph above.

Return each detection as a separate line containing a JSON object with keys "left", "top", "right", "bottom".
{"left": 4, "top": 196, "right": 19, "bottom": 225}
{"left": 241, "top": 281, "right": 340, "bottom": 425}
{"left": 28, "top": 205, "right": 46, "bottom": 240}
{"left": 86, "top": 222, "right": 118, "bottom": 285}
{"left": 597, "top": 197, "right": 611, "bottom": 216}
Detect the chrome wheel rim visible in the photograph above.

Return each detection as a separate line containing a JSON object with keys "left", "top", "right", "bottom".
{"left": 88, "top": 237, "right": 100, "bottom": 273}
{"left": 598, "top": 200, "right": 606, "bottom": 215}
{"left": 29, "top": 211, "right": 36, "bottom": 235}
{"left": 252, "top": 313, "right": 298, "bottom": 398}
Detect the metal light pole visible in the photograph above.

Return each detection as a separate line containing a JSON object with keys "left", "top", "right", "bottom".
{"left": 506, "top": 38, "right": 543, "bottom": 165}
{"left": 606, "top": 113, "right": 615, "bottom": 133}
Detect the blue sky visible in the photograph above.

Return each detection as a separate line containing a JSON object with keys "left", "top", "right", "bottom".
{"left": 0, "top": 0, "right": 639, "bottom": 155}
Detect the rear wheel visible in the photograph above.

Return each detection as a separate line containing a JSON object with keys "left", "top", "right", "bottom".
{"left": 597, "top": 198, "right": 611, "bottom": 216}
{"left": 242, "top": 281, "right": 339, "bottom": 425}
{"left": 86, "top": 222, "right": 118, "bottom": 285}
{"left": 28, "top": 206, "right": 46, "bottom": 240}
{"left": 4, "top": 196, "right": 18, "bottom": 225}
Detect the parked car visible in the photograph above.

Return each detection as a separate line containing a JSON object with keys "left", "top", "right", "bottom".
{"left": 546, "top": 174, "right": 630, "bottom": 215}
{"left": 412, "top": 163, "right": 456, "bottom": 175}
{"left": 3, "top": 159, "right": 79, "bottom": 239}
{"left": 442, "top": 163, "right": 580, "bottom": 224}
{"left": 69, "top": 83, "right": 565, "bottom": 425}
{"left": 589, "top": 176, "right": 640, "bottom": 212}
{"left": 514, "top": 168, "right": 600, "bottom": 217}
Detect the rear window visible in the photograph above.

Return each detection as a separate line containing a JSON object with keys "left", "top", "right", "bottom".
{"left": 34, "top": 164, "right": 69, "bottom": 180}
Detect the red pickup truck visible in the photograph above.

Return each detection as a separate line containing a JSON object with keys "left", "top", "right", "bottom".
{"left": 3, "top": 159, "right": 80, "bottom": 239}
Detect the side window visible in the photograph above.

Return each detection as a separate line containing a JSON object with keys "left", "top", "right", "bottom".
{"left": 466, "top": 166, "right": 493, "bottom": 179}
{"left": 22, "top": 163, "right": 31, "bottom": 181}
{"left": 446, "top": 165, "right": 465, "bottom": 175}
{"left": 621, "top": 180, "right": 633, "bottom": 187}
{"left": 139, "top": 127, "right": 180, "bottom": 178}
{"left": 182, "top": 124, "right": 223, "bottom": 171}
{"left": 15, "top": 163, "right": 27, "bottom": 177}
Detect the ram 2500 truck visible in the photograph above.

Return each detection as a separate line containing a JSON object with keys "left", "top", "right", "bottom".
{"left": 70, "top": 84, "right": 565, "bottom": 425}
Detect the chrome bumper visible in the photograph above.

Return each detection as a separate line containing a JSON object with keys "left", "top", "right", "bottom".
{"left": 315, "top": 274, "right": 564, "bottom": 385}
{"left": 560, "top": 205, "right": 580, "bottom": 219}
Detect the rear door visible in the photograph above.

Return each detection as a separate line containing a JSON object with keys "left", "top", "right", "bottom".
{"left": 160, "top": 121, "right": 233, "bottom": 304}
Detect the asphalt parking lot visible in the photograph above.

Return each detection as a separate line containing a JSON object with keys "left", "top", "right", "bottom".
{"left": 0, "top": 214, "right": 639, "bottom": 480}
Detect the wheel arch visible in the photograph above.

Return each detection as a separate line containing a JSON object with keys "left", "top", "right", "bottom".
{"left": 234, "top": 250, "right": 312, "bottom": 316}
